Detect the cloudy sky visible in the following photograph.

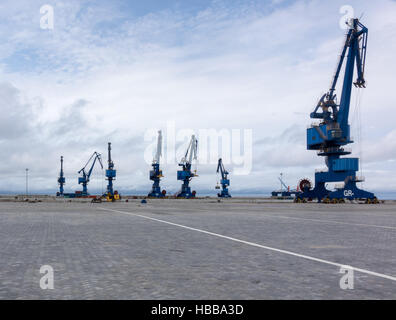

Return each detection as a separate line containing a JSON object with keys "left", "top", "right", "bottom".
{"left": 0, "top": 0, "right": 395, "bottom": 197}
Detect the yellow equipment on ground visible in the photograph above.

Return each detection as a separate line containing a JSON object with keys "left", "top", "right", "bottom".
{"left": 106, "top": 190, "right": 120, "bottom": 202}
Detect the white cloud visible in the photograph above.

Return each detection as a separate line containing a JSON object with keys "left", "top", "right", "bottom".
{"left": 0, "top": 0, "right": 395, "bottom": 196}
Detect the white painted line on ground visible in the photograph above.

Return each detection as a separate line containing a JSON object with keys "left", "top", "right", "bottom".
{"left": 98, "top": 207, "right": 396, "bottom": 282}
{"left": 260, "top": 214, "right": 396, "bottom": 230}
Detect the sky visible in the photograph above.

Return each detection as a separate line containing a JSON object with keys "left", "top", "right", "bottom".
{"left": 0, "top": 0, "right": 395, "bottom": 197}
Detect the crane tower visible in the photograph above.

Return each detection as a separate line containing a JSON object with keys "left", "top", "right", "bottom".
{"left": 216, "top": 158, "right": 231, "bottom": 198}
{"left": 148, "top": 130, "right": 165, "bottom": 198}
{"left": 57, "top": 156, "right": 65, "bottom": 196}
{"left": 106, "top": 142, "right": 117, "bottom": 196}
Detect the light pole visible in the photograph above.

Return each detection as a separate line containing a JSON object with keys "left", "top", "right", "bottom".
{"left": 26, "top": 168, "right": 29, "bottom": 198}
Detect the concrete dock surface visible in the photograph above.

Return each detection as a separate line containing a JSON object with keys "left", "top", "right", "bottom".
{"left": 0, "top": 198, "right": 395, "bottom": 299}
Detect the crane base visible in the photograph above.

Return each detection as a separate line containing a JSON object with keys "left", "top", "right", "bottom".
{"left": 148, "top": 191, "right": 165, "bottom": 198}
{"left": 218, "top": 190, "right": 231, "bottom": 198}
{"left": 176, "top": 192, "right": 196, "bottom": 199}
{"left": 296, "top": 180, "right": 376, "bottom": 203}
{"left": 176, "top": 186, "right": 196, "bottom": 199}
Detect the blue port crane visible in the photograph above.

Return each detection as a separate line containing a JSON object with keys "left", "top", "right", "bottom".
{"left": 78, "top": 151, "right": 103, "bottom": 196}
{"left": 57, "top": 156, "right": 65, "bottom": 196}
{"left": 148, "top": 130, "right": 165, "bottom": 198}
{"left": 105, "top": 142, "right": 116, "bottom": 196}
{"left": 216, "top": 158, "right": 231, "bottom": 198}
{"left": 278, "top": 174, "right": 288, "bottom": 192}
{"left": 296, "top": 18, "right": 377, "bottom": 203}
{"left": 271, "top": 173, "right": 300, "bottom": 198}
{"left": 176, "top": 135, "right": 198, "bottom": 198}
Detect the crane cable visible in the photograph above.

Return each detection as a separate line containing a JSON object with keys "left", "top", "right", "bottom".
{"left": 101, "top": 168, "right": 104, "bottom": 195}
{"left": 351, "top": 87, "right": 364, "bottom": 187}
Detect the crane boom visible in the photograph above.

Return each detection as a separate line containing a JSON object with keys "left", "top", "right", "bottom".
{"left": 337, "top": 20, "right": 367, "bottom": 128}
{"left": 180, "top": 135, "right": 197, "bottom": 165}
{"left": 278, "top": 177, "right": 288, "bottom": 191}
{"left": 154, "top": 130, "right": 162, "bottom": 164}
{"left": 78, "top": 151, "right": 103, "bottom": 196}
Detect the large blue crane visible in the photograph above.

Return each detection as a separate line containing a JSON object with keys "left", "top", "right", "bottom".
{"left": 216, "top": 158, "right": 231, "bottom": 198}
{"left": 57, "top": 156, "right": 65, "bottom": 196}
{"left": 296, "top": 18, "right": 377, "bottom": 203}
{"left": 176, "top": 135, "right": 198, "bottom": 198}
{"left": 78, "top": 151, "right": 103, "bottom": 196}
{"left": 105, "top": 142, "right": 116, "bottom": 196}
{"left": 148, "top": 130, "right": 165, "bottom": 198}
